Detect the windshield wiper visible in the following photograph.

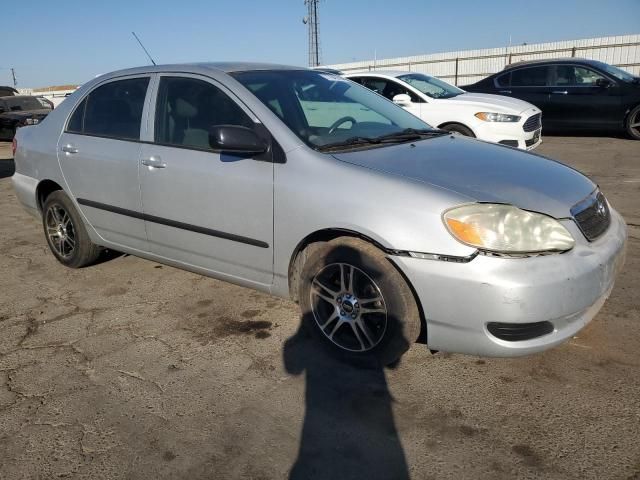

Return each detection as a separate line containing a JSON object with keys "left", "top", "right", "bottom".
{"left": 316, "top": 129, "right": 447, "bottom": 152}
{"left": 316, "top": 136, "right": 381, "bottom": 151}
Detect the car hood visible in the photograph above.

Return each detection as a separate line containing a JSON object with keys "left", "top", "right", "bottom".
{"left": 331, "top": 135, "right": 595, "bottom": 219}
{"left": 445, "top": 92, "right": 537, "bottom": 115}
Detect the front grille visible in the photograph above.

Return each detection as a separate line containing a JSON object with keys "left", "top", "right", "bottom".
{"left": 571, "top": 191, "right": 611, "bottom": 241}
{"left": 499, "top": 140, "right": 518, "bottom": 147}
{"left": 487, "top": 321, "right": 554, "bottom": 341}
{"left": 522, "top": 113, "right": 541, "bottom": 132}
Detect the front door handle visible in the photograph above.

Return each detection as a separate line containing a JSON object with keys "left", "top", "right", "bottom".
{"left": 141, "top": 156, "right": 166, "bottom": 169}
{"left": 499, "top": 90, "right": 512, "bottom": 94}
{"left": 552, "top": 90, "right": 568, "bottom": 95}
{"left": 61, "top": 144, "right": 78, "bottom": 154}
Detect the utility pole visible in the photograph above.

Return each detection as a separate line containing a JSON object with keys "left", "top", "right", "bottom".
{"left": 11, "top": 68, "right": 17, "bottom": 88}
{"left": 302, "top": 0, "right": 321, "bottom": 67}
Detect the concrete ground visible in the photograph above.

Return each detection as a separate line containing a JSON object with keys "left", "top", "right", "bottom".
{"left": 0, "top": 137, "right": 639, "bottom": 480}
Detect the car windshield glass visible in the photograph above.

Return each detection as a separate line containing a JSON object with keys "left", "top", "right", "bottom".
{"left": 231, "top": 70, "right": 435, "bottom": 151}
{"left": 595, "top": 62, "right": 637, "bottom": 82}
{"left": 4, "top": 96, "right": 47, "bottom": 111}
{"left": 397, "top": 73, "right": 464, "bottom": 99}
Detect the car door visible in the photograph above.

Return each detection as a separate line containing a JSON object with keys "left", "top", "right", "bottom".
{"left": 545, "top": 65, "right": 622, "bottom": 130}
{"left": 138, "top": 74, "right": 274, "bottom": 286}
{"left": 497, "top": 66, "right": 554, "bottom": 123}
{"left": 57, "top": 75, "right": 151, "bottom": 252}
{"left": 360, "top": 77, "right": 423, "bottom": 119}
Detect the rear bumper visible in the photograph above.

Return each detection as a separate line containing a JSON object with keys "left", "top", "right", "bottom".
{"left": 11, "top": 172, "right": 39, "bottom": 218}
{"left": 392, "top": 210, "right": 627, "bottom": 357}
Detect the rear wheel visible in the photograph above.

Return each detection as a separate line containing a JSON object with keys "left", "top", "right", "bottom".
{"left": 298, "top": 237, "right": 421, "bottom": 366}
{"left": 625, "top": 104, "right": 640, "bottom": 140}
{"left": 440, "top": 123, "right": 475, "bottom": 137}
{"left": 42, "top": 190, "right": 100, "bottom": 268}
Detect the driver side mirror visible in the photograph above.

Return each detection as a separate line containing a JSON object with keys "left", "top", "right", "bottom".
{"left": 392, "top": 93, "right": 412, "bottom": 106}
{"left": 208, "top": 125, "right": 267, "bottom": 155}
{"left": 595, "top": 78, "right": 612, "bottom": 88}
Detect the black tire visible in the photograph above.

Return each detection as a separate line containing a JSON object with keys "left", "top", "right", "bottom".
{"left": 625, "top": 104, "right": 640, "bottom": 140}
{"left": 440, "top": 123, "right": 475, "bottom": 137}
{"left": 42, "top": 190, "right": 100, "bottom": 268}
{"left": 298, "top": 237, "right": 421, "bottom": 366}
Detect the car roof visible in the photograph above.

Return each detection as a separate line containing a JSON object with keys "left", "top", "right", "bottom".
{"left": 346, "top": 70, "right": 424, "bottom": 78}
{"left": 100, "top": 62, "right": 308, "bottom": 79}
{"left": 503, "top": 57, "right": 603, "bottom": 71}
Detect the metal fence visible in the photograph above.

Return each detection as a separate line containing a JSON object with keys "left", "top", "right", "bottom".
{"left": 329, "top": 34, "right": 640, "bottom": 86}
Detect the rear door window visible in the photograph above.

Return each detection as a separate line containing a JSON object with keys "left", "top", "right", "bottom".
{"left": 510, "top": 66, "right": 550, "bottom": 87}
{"left": 67, "top": 77, "right": 150, "bottom": 140}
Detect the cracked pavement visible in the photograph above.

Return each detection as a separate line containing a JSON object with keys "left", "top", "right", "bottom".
{"left": 0, "top": 137, "right": 639, "bottom": 479}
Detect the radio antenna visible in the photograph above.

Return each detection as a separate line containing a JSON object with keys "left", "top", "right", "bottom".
{"left": 131, "top": 31, "right": 156, "bottom": 66}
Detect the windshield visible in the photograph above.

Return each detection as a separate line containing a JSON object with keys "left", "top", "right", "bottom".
{"left": 232, "top": 70, "right": 434, "bottom": 150}
{"left": 4, "top": 96, "right": 49, "bottom": 111}
{"left": 397, "top": 73, "right": 464, "bottom": 99}
{"left": 594, "top": 62, "right": 637, "bottom": 82}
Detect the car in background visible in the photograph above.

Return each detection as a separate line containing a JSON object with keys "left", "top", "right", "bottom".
{"left": 347, "top": 71, "right": 542, "bottom": 150}
{"left": 11, "top": 63, "right": 626, "bottom": 365}
{"left": 463, "top": 58, "right": 640, "bottom": 140}
{"left": 35, "top": 96, "right": 55, "bottom": 109}
{"left": 0, "top": 86, "right": 18, "bottom": 97}
{"left": 0, "top": 95, "right": 52, "bottom": 141}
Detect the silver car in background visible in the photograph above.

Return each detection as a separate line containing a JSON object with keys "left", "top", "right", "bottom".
{"left": 12, "top": 63, "right": 626, "bottom": 365}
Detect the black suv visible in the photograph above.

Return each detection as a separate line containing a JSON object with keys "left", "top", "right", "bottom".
{"left": 0, "top": 96, "right": 52, "bottom": 141}
{"left": 463, "top": 59, "right": 640, "bottom": 139}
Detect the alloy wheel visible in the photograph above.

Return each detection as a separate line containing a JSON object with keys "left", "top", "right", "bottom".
{"left": 310, "top": 262, "right": 387, "bottom": 352}
{"left": 45, "top": 204, "right": 76, "bottom": 258}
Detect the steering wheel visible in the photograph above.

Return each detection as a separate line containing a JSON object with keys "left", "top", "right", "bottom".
{"left": 328, "top": 116, "right": 357, "bottom": 134}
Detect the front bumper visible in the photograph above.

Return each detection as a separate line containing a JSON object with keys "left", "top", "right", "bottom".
{"left": 472, "top": 108, "right": 542, "bottom": 150}
{"left": 392, "top": 210, "right": 627, "bottom": 357}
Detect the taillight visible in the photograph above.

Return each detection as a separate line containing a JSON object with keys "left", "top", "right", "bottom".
{"left": 12, "top": 137, "right": 17, "bottom": 157}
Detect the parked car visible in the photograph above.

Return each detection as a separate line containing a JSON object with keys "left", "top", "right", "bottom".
{"left": 346, "top": 71, "right": 542, "bottom": 150}
{"left": 35, "top": 96, "right": 55, "bottom": 109}
{"left": 0, "top": 86, "right": 18, "bottom": 97}
{"left": 0, "top": 95, "right": 52, "bottom": 140}
{"left": 463, "top": 58, "right": 640, "bottom": 139}
{"left": 12, "top": 63, "right": 626, "bottom": 365}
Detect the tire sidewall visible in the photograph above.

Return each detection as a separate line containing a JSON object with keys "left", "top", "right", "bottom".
{"left": 626, "top": 105, "right": 640, "bottom": 140}
{"left": 42, "top": 191, "right": 96, "bottom": 268}
{"left": 299, "top": 239, "right": 420, "bottom": 366}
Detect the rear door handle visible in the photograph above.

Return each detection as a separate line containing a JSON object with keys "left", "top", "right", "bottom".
{"left": 61, "top": 144, "right": 78, "bottom": 154}
{"left": 552, "top": 90, "right": 568, "bottom": 95}
{"left": 141, "top": 156, "right": 166, "bottom": 169}
{"left": 498, "top": 90, "right": 512, "bottom": 94}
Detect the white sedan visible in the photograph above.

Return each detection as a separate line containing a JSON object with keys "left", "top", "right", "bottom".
{"left": 346, "top": 71, "right": 542, "bottom": 150}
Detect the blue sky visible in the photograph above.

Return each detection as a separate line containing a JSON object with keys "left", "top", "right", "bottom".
{"left": 3, "top": 0, "right": 639, "bottom": 88}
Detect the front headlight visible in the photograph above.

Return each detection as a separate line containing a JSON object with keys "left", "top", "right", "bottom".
{"left": 474, "top": 112, "right": 521, "bottom": 122}
{"left": 24, "top": 118, "right": 39, "bottom": 125}
{"left": 443, "top": 204, "right": 574, "bottom": 253}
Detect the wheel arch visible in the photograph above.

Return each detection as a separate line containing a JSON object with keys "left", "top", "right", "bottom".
{"left": 287, "top": 228, "right": 428, "bottom": 344}
{"left": 35, "top": 179, "right": 64, "bottom": 214}
{"left": 437, "top": 121, "right": 476, "bottom": 137}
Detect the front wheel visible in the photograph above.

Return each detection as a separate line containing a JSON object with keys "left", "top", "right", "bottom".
{"left": 42, "top": 190, "right": 100, "bottom": 268}
{"left": 298, "top": 237, "right": 421, "bottom": 366}
{"left": 626, "top": 105, "right": 640, "bottom": 140}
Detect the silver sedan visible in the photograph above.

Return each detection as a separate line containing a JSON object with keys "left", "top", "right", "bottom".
{"left": 11, "top": 63, "right": 626, "bottom": 365}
